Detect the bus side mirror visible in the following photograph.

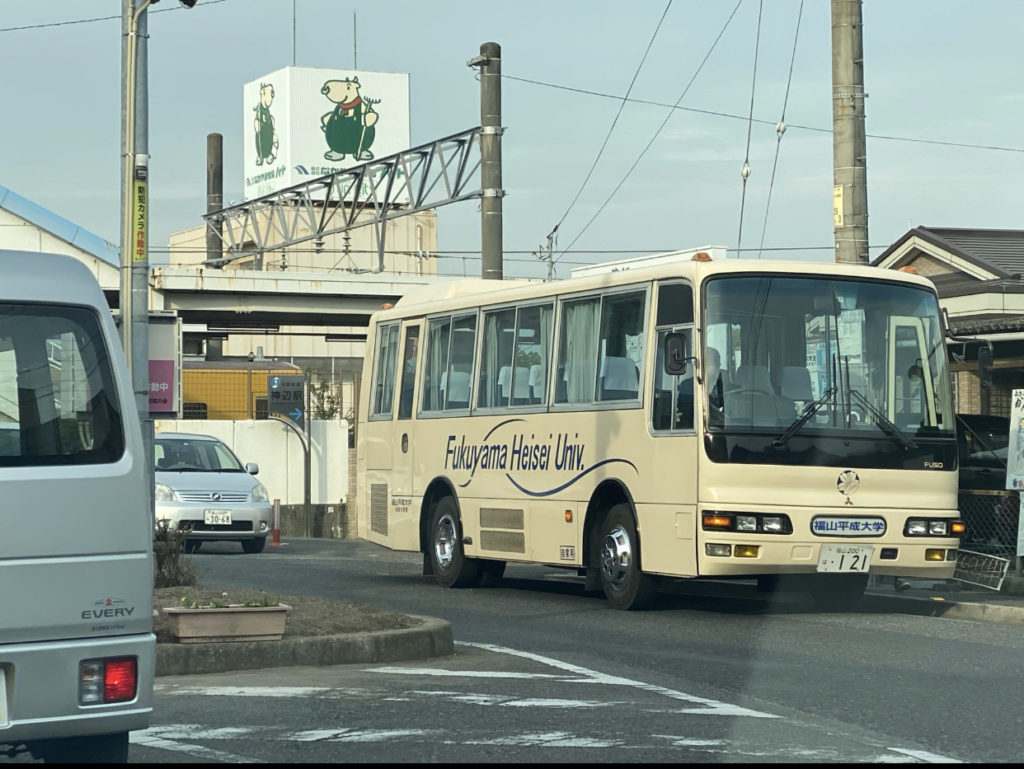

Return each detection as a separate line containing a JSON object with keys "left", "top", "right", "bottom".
{"left": 978, "top": 344, "right": 993, "bottom": 389}
{"left": 664, "top": 332, "right": 688, "bottom": 376}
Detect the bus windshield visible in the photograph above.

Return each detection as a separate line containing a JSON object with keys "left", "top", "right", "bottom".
{"left": 703, "top": 275, "right": 954, "bottom": 467}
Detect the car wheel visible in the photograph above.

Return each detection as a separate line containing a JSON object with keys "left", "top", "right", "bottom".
{"left": 242, "top": 537, "right": 266, "bottom": 554}
{"left": 429, "top": 496, "right": 481, "bottom": 588}
{"left": 598, "top": 503, "right": 657, "bottom": 610}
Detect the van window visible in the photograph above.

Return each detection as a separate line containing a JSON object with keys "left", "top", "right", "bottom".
{"left": 0, "top": 303, "right": 124, "bottom": 465}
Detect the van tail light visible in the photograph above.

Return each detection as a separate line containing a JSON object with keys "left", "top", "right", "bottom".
{"left": 80, "top": 657, "right": 137, "bottom": 704}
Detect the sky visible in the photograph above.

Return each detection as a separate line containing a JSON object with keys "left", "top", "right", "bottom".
{"left": 2, "top": 0, "right": 1023, "bottom": 281}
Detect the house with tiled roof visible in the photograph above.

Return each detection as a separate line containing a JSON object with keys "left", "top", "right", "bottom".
{"left": 875, "top": 226, "right": 1024, "bottom": 417}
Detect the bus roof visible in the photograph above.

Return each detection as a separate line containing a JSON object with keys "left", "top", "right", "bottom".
{"left": 380, "top": 251, "right": 935, "bottom": 320}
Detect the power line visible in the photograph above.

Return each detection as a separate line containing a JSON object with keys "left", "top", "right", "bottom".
{"left": 757, "top": 0, "right": 804, "bottom": 259}
{"left": 553, "top": 0, "right": 745, "bottom": 264}
{"left": 550, "top": 0, "right": 673, "bottom": 237}
{"left": 502, "top": 74, "right": 1024, "bottom": 155}
{"left": 736, "top": 0, "right": 763, "bottom": 255}
{"left": 0, "top": 0, "right": 231, "bottom": 33}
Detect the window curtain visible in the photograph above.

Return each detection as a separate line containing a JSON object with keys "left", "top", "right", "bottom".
{"left": 561, "top": 299, "right": 599, "bottom": 403}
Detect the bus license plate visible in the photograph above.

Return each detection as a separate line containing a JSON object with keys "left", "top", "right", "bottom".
{"left": 817, "top": 544, "right": 873, "bottom": 573}
{"left": 204, "top": 509, "right": 232, "bottom": 525}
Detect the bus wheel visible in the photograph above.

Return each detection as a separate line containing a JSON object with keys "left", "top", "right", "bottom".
{"left": 598, "top": 504, "right": 657, "bottom": 610}
{"left": 429, "top": 496, "right": 481, "bottom": 588}
{"left": 807, "top": 573, "right": 868, "bottom": 611}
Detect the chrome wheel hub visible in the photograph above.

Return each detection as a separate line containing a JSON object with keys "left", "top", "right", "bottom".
{"left": 434, "top": 512, "right": 457, "bottom": 569}
{"left": 601, "top": 524, "right": 632, "bottom": 589}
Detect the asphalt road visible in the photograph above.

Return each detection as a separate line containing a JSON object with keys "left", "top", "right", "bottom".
{"left": 129, "top": 537, "right": 1023, "bottom": 763}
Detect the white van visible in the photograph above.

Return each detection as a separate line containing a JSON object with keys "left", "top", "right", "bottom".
{"left": 0, "top": 251, "right": 153, "bottom": 762}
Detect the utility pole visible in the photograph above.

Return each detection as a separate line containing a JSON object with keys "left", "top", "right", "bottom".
{"left": 121, "top": 0, "right": 154, "bottom": 511}
{"left": 831, "top": 0, "right": 869, "bottom": 264}
{"left": 469, "top": 42, "right": 504, "bottom": 280}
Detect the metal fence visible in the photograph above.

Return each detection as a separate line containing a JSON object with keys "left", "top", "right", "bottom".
{"left": 958, "top": 490, "right": 1022, "bottom": 576}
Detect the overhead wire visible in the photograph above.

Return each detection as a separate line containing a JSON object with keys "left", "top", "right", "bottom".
{"left": 757, "top": 0, "right": 804, "bottom": 259}
{"left": 736, "top": 0, "right": 763, "bottom": 256}
{"left": 502, "top": 75, "right": 1024, "bottom": 155}
{"left": 0, "top": 0, "right": 232, "bottom": 33}
{"left": 553, "top": 0, "right": 745, "bottom": 264}
{"left": 549, "top": 1, "right": 674, "bottom": 243}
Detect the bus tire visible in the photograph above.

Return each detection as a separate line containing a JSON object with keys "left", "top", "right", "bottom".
{"left": 598, "top": 504, "right": 657, "bottom": 610}
{"left": 807, "top": 573, "right": 868, "bottom": 611}
{"left": 429, "top": 496, "right": 482, "bottom": 588}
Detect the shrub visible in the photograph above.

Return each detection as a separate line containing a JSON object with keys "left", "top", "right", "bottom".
{"left": 153, "top": 521, "right": 199, "bottom": 588}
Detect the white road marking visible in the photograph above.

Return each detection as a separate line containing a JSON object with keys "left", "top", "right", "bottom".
{"left": 287, "top": 728, "right": 429, "bottom": 743}
{"left": 130, "top": 727, "right": 263, "bottom": 763}
{"left": 372, "top": 666, "right": 567, "bottom": 680}
{"left": 453, "top": 641, "right": 778, "bottom": 718}
{"left": 459, "top": 731, "right": 623, "bottom": 748}
{"left": 886, "top": 747, "right": 962, "bottom": 763}
{"left": 157, "top": 685, "right": 332, "bottom": 698}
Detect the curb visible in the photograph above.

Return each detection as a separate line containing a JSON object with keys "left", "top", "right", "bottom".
{"left": 865, "top": 592, "right": 1024, "bottom": 625}
{"left": 155, "top": 615, "right": 454, "bottom": 677}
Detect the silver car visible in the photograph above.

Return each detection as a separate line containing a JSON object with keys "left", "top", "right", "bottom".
{"left": 154, "top": 432, "right": 272, "bottom": 554}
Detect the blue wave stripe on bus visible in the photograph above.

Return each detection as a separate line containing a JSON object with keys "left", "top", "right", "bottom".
{"left": 504, "top": 458, "right": 639, "bottom": 497}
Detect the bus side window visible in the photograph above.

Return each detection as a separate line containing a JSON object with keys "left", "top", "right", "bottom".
{"left": 397, "top": 326, "right": 420, "bottom": 420}
{"left": 652, "top": 281, "right": 694, "bottom": 432}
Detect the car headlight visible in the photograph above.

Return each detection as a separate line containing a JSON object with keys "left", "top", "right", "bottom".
{"left": 251, "top": 483, "right": 269, "bottom": 503}
{"left": 154, "top": 482, "right": 176, "bottom": 502}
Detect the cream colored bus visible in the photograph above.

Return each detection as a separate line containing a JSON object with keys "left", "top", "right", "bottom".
{"left": 357, "top": 248, "right": 963, "bottom": 610}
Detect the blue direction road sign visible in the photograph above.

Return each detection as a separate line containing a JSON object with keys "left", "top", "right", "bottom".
{"left": 268, "top": 374, "right": 305, "bottom": 430}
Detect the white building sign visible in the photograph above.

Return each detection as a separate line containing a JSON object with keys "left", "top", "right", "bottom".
{"left": 243, "top": 67, "right": 411, "bottom": 201}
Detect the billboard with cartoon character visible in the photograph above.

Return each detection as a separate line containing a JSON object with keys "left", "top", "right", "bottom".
{"left": 243, "top": 66, "right": 410, "bottom": 202}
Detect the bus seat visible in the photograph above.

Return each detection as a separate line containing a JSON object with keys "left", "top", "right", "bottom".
{"left": 445, "top": 370, "right": 471, "bottom": 408}
{"left": 735, "top": 364, "right": 774, "bottom": 394}
{"left": 601, "top": 356, "right": 639, "bottom": 400}
{"left": 529, "top": 363, "right": 546, "bottom": 403}
{"left": 781, "top": 366, "right": 813, "bottom": 402}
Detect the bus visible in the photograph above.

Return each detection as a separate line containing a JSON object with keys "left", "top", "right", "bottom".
{"left": 0, "top": 251, "right": 153, "bottom": 761}
{"left": 356, "top": 247, "right": 963, "bottom": 610}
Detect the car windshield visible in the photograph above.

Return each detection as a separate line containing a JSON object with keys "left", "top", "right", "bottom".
{"left": 155, "top": 438, "right": 245, "bottom": 472}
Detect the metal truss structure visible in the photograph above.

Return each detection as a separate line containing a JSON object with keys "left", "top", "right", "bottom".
{"left": 202, "top": 127, "right": 482, "bottom": 271}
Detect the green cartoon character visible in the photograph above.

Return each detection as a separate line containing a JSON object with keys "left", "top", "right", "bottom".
{"left": 320, "top": 76, "right": 379, "bottom": 162}
{"left": 253, "top": 82, "right": 278, "bottom": 166}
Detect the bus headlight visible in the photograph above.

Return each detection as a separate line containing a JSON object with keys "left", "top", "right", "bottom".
{"left": 735, "top": 515, "right": 757, "bottom": 532}
{"left": 762, "top": 516, "right": 786, "bottom": 534}
{"left": 905, "top": 518, "right": 961, "bottom": 537}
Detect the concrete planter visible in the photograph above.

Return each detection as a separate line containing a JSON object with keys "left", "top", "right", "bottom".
{"left": 162, "top": 604, "right": 291, "bottom": 644}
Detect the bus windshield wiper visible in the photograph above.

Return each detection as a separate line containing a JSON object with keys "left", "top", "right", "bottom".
{"left": 772, "top": 386, "right": 837, "bottom": 448}
{"left": 848, "top": 388, "right": 918, "bottom": 450}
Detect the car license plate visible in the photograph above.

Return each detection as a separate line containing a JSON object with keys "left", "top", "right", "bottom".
{"left": 204, "top": 509, "right": 232, "bottom": 525}
{"left": 817, "top": 544, "right": 873, "bottom": 573}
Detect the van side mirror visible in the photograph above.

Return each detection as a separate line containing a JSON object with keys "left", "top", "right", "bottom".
{"left": 978, "top": 344, "right": 993, "bottom": 389}
{"left": 663, "top": 332, "right": 688, "bottom": 376}
{"left": 246, "top": 462, "right": 259, "bottom": 475}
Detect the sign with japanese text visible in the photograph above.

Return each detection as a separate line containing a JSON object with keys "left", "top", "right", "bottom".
{"left": 148, "top": 359, "right": 175, "bottom": 413}
{"left": 268, "top": 374, "right": 305, "bottom": 430}
{"left": 132, "top": 169, "right": 147, "bottom": 264}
